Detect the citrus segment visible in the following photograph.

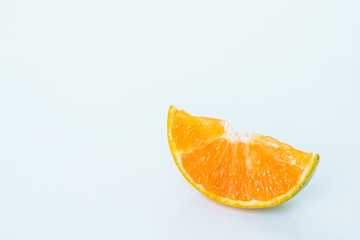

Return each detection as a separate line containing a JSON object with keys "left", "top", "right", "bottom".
{"left": 170, "top": 109, "right": 225, "bottom": 153}
{"left": 168, "top": 105, "right": 319, "bottom": 208}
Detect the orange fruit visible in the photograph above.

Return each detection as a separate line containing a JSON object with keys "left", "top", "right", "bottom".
{"left": 167, "top": 105, "right": 319, "bottom": 208}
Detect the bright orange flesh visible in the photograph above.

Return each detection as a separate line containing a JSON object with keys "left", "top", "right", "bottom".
{"left": 168, "top": 106, "right": 319, "bottom": 207}
{"left": 171, "top": 109, "right": 225, "bottom": 153}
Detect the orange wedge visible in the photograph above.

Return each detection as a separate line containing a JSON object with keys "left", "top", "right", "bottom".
{"left": 167, "top": 105, "right": 319, "bottom": 208}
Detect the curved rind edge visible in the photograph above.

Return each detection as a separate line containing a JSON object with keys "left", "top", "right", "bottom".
{"left": 167, "top": 105, "right": 320, "bottom": 209}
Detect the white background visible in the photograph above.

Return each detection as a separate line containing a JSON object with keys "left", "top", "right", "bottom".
{"left": 1, "top": 0, "right": 359, "bottom": 239}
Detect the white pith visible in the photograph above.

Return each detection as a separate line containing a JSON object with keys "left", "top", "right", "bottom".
{"left": 223, "top": 123, "right": 253, "bottom": 143}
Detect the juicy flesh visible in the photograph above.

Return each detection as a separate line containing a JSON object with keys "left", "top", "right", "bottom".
{"left": 171, "top": 109, "right": 314, "bottom": 201}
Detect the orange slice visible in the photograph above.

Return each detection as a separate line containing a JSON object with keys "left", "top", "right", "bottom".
{"left": 167, "top": 105, "right": 319, "bottom": 208}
